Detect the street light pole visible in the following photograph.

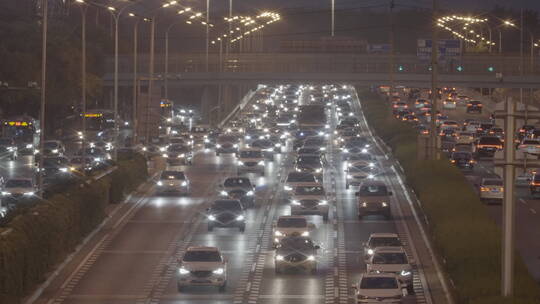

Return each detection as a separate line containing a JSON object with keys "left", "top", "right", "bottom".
{"left": 38, "top": 0, "right": 48, "bottom": 194}
{"left": 389, "top": 0, "right": 395, "bottom": 91}
{"left": 331, "top": 0, "right": 335, "bottom": 37}
{"left": 499, "top": 29, "right": 502, "bottom": 53}
{"left": 132, "top": 18, "right": 140, "bottom": 145}
{"left": 113, "top": 13, "right": 119, "bottom": 160}
{"left": 77, "top": 2, "right": 88, "bottom": 172}
{"left": 206, "top": 0, "right": 210, "bottom": 71}
{"left": 429, "top": 0, "right": 439, "bottom": 160}
{"left": 146, "top": 17, "right": 156, "bottom": 144}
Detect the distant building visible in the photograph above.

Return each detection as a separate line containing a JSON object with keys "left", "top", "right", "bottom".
{"left": 280, "top": 37, "right": 368, "bottom": 53}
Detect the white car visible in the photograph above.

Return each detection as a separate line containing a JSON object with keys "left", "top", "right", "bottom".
{"left": 366, "top": 247, "right": 414, "bottom": 293}
{"left": 442, "top": 98, "right": 457, "bottom": 109}
{"left": 479, "top": 178, "right": 503, "bottom": 204}
{"left": 518, "top": 139, "right": 540, "bottom": 155}
{"left": 363, "top": 233, "right": 403, "bottom": 260}
{"left": 156, "top": 170, "right": 190, "bottom": 195}
{"left": 236, "top": 148, "right": 265, "bottom": 175}
{"left": 352, "top": 273, "right": 407, "bottom": 303}
{"left": 2, "top": 178, "right": 37, "bottom": 199}
{"left": 273, "top": 215, "right": 313, "bottom": 245}
{"left": 290, "top": 184, "right": 330, "bottom": 221}
{"left": 455, "top": 131, "right": 475, "bottom": 144}
{"left": 177, "top": 246, "right": 227, "bottom": 292}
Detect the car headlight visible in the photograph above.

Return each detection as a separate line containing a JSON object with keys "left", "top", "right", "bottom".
{"left": 284, "top": 186, "right": 292, "bottom": 191}
{"left": 361, "top": 149, "right": 368, "bottom": 153}
{"left": 315, "top": 168, "right": 322, "bottom": 173}
{"left": 52, "top": 149, "right": 59, "bottom": 154}
{"left": 236, "top": 215, "right": 244, "bottom": 221}
{"left": 318, "top": 200, "right": 328, "bottom": 205}
{"left": 26, "top": 144, "right": 33, "bottom": 149}
{"left": 325, "top": 124, "right": 330, "bottom": 129}
{"left": 208, "top": 215, "right": 216, "bottom": 221}
{"left": 60, "top": 167, "right": 68, "bottom": 172}
{"left": 233, "top": 144, "right": 238, "bottom": 148}
{"left": 2, "top": 192, "right": 11, "bottom": 196}
{"left": 291, "top": 200, "right": 301, "bottom": 205}
{"left": 157, "top": 181, "right": 163, "bottom": 186}
{"left": 275, "top": 143, "right": 281, "bottom": 147}
{"left": 24, "top": 192, "right": 34, "bottom": 196}
{"left": 220, "top": 190, "right": 228, "bottom": 196}
{"left": 275, "top": 231, "right": 283, "bottom": 236}
{"left": 246, "top": 190, "right": 254, "bottom": 196}
{"left": 181, "top": 181, "right": 187, "bottom": 186}
{"left": 301, "top": 231, "right": 309, "bottom": 237}
{"left": 159, "top": 147, "right": 166, "bottom": 152}
{"left": 245, "top": 135, "right": 251, "bottom": 140}
{"left": 237, "top": 161, "right": 244, "bottom": 166}
{"left": 381, "top": 202, "right": 388, "bottom": 207}
{"left": 204, "top": 138, "right": 210, "bottom": 143}
{"left": 318, "top": 131, "right": 324, "bottom": 136}
{"left": 162, "top": 154, "right": 168, "bottom": 158}
{"left": 142, "top": 147, "right": 147, "bottom": 151}
{"left": 257, "top": 160, "right": 265, "bottom": 165}
{"left": 276, "top": 255, "right": 284, "bottom": 261}
{"left": 320, "top": 147, "right": 326, "bottom": 151}
{"left": 361, "top": 202, "right": 368, "bottom": 207}
{"left": 368, "top": 174, "right": 374, "bottom": 179}
{"left": 347, "top": 174, "right": 352, "bottom": 179}
{"left": 216, "top": 144, "right": 222, "bottom": 148}
{"left": 400, "top": 270, "right": 412, "bottom": 276}
{"left": 367, "top": 249, "right": 374, "bottom": 255}
{"left": 213, "top": 268, "right": 224, "bottom": 275}
{"left": 178, "top": 153, "right": 185, "bottom": 158}
{"left": 343, "top": 148, "right": 349, "bottom": 153}
{"left": 307, "top": 255, "right": 315, "bottom": 261}
{"left": 179, "top": 267, "right": 190, "bottom": 275}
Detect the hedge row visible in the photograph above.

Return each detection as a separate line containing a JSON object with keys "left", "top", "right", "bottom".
{"left": 358, "top": 89, "right": 540, "bottom": 304}
{"left": 0, "top": 153, "right": 148, "bottom": 304}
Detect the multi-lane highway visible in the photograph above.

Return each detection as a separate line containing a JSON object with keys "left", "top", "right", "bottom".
{"left": 30, "top": 85, "right": 449, "bottom": 304}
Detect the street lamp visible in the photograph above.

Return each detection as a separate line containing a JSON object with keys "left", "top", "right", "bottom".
{"left": 75, "top": 0, "right": 88, "bottom": 172}
{"left": 38, "top": 0, "right": 48, "bottom": 195}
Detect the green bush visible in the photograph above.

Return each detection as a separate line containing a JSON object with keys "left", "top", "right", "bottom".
{"left": 0, "top": 153, "right": 148, "bottom": 303}
{"left": 358, "top": 89, "right": 540, "bottom": 303}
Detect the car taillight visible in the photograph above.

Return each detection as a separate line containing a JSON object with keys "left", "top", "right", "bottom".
{"left": 480, "top": 187, "right": 489, "bottom": 192}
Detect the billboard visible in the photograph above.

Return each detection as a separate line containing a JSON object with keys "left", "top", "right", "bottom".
{"left": 417, "top": 39, "right": 461, "bottom": 61}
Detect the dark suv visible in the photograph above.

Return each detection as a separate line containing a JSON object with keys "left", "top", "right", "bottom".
{"left": 207, "top": 199, "right": 246, "bottom": 232}
{"left": 466, "top": 100, "right": 483, "bottom": 113}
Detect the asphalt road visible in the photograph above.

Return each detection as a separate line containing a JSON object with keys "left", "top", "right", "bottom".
{"left": 30, "top": 86, "right": 447, "bottom": 304}
{"left": 424, "top": 91, "right": 540, "bottom": 282}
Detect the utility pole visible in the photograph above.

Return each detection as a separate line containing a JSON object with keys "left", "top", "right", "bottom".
{"left": 38, "top": 0, "right": 48, "bottom": 195}
{"left": 331, "top": 0, "right": 335, "bottom": 37}
{"left": 389, "top": 0, "right": 395, "bottom": 92}
{"left": 80, "top": 4, "right": 87, "bottom": 172}
{"left": 206, "top": 0, "right": 210, "bottom": 71}
{"left": 146, "top": 17, "right": 155, "bottom": 144}
{"left": 429, "top": 0, "right": 439, "bottom": 160}
{"left": 132, "top": 19, "right": 139, "bottom": 145}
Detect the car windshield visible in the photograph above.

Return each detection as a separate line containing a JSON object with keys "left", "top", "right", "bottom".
{"left": 169, "top": 138, "right": 186, "bottom": 144}
{"left": 240, "top": 150, "right": 263, "bottom": 158}
{"left": 168, "top": 145, "right": 189, "bottom": 152}
{"left": 44, "top": 142, "right": 59, "bottom": 148}
{"left": 43, "top": 157, "right": 68, "bottom": 166}
{"left": 373, "top": 252, "right": 408, "bottom": 264}
{"left": 348, "top": 154, "right": 373, "bottom": 161}
{"left": 296, "top": 130, "right": 316, "bottom": 137}
{"left": 304, "top": 138, "right": 324, "bottom": 146}
{"left": 479, "top": 137, "right": 501, "bottom": 145}
{"left": 297, "top": 156, "right": 320, "bottom": 165}
{"left": 183, "top": 250, "right": 222, "bottom": 262}
{"left": 483, "top": 179, "right": 503, "bottom": 186}
{"left": 286, "top": 173, "right": 316, "bottom": 183}
{"left": 359, "top": 185, "right": 388, "bottom": 196}
{"left": 294, "top": 186, "right": 324, "bottom": 195}
{"left": 6, "top": 180, "right": 32, "bottom": 188}
{"left": 280, "top": 237, "right": 314, "bottom": 250}
{"left": 213, "top": 200, "right": 242, "bottom": 210}
{"left": 224, "top": 178, "right": 251, "bottom": 187}
{"left": 298, "top": 148, "right": 319, "bottom": 154}
{"left": 277, "top": 217, "right": 307, "bottom": 228}
{"left": 161, "top": 171, "right": 186, "bottom": 180}
{"left": 218, "top": 136, "right": 237, "bottom": 142}
{"left": 349, "top": 165, "right": 372, "bottom": 172}
{"left": 370, "top": 237, "right": 402, "bottom": 247}
{"left": 252, "top": 140, "right": 272, "bottom": 148}
{"left": 360, "top": 277, "right": 399, "bottom": 289}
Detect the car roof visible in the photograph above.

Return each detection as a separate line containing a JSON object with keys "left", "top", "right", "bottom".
{"left": 369, "top": 233, "right": 399, "bottom": 238}
{"left": 361, "top": 272, "right": 398, "bottom": 279}
{"left": 186, "top": 246, "right": 220, "bottom": 252}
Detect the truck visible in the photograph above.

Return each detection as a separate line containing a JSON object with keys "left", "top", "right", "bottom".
{"left": 297, "top": 105, "right": 327, "bottom": 134}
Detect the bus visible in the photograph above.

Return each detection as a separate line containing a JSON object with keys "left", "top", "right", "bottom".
{"left": 1, "top": 116, "right": 40, "bottom": 154}
{"left": 82, "top": 109, "right": 116, "bottom": 141}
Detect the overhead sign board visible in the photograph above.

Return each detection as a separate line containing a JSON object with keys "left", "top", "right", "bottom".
{"left": 417, "top": 39, "right": 461, "bottom": 61}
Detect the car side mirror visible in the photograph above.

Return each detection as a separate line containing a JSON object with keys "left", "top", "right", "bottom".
{"left": 388, "top": 191, "right": 393, "bottom": 196}
{"left": 402, "top": 288, "right": 408, "bottom": 297}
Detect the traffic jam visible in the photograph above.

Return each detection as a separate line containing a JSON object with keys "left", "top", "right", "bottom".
{"left": 149, "top": 84, "right": 427, "bottom": 303}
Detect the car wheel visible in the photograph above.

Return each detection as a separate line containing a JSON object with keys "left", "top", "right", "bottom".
{"left": 275, "top": 267, "right": 282, "bottom": 274}
{"left": 219, "top": 282, "right": 227, "bottom": 292}
{"left": 310, "top": 267, "right": 317, "bottom": 275}
{"left": 239, "top": 225, "right": 245, "bottom": 232}
{"left": 358, "top": 214, "right": 363, "bottom": 220}
{"left": 407, "top": 285, "right": 415, "bottom": 295}
{"left": 345, "top": 183, "right": 349, "bottom": 190}
{"left": 208, "top": 224, "right": 214, "bottom": 232}
{"left": 216, "top": 152, "right": 220, "bottom": 156}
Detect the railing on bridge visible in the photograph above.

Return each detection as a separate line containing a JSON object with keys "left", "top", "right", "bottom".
{"left": 108, "top": 53, "right": 539, "bottom": 77}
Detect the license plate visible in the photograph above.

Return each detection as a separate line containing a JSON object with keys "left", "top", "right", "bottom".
{"left": 491, "top": 189, "right": 499, "bottom": 193}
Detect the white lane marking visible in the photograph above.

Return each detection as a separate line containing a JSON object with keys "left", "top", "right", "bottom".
{"left": 531, "top": 208, "right": 537, "bottom": 214}
{"left": 520, "top": 198, "right": 528, "bottom": 205}
{"left": 245, "top": 282, "right": 252, "bottom": 292}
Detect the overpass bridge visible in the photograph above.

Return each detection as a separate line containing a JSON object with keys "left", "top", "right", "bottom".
{"left": 104, "top": 52, "right": 540, "bottom": 88}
